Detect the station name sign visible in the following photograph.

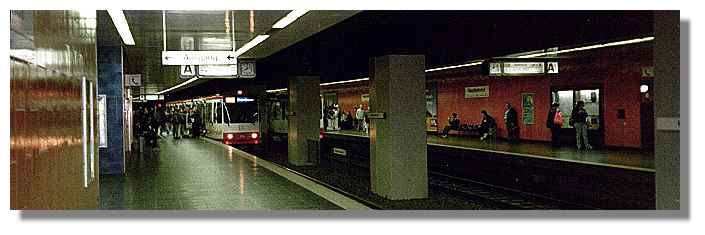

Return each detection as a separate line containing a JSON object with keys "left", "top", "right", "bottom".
{"left": 162, "top": 51, "right": 237, "bottom": 65}
{"left": 483, "top": 59, "right": 558, "bottom": 76}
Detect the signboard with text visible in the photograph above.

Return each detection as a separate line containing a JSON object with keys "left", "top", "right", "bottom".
{"left": 464, "top": 86, "right": 489, "bottom": 98}
{"left": 162, "top": 51, "right": 237, "bottom": 65}
{"left": 485, "top": 60, "right": 559, "bottom": 76}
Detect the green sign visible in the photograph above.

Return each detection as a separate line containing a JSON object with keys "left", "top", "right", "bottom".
{"left": 522, "top": 93, "right": 535, "bottom": 124}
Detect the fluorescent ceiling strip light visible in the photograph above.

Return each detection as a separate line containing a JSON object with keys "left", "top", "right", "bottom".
{"left": 320, "top": 77, "right": 369, "bottom": 86}
{"left": 234, "top": 35, "right": 270, "bottom": 57}
{"left": 156, "top": 76, "right": 199, "bottom": 94}
{"left": 425, "top": 62, "right": 483, "bottom": 72}
{"left": 272, "top": 10, "right": 309, "bottom": 29}
{"left": 107, "top": 10, "right": 135, "bottom": 45}
{"left": 518, "top": 36, "right": 654, "bottom": 58}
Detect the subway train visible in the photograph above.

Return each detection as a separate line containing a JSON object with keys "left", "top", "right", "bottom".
{"left": 167, "top": 95, "right": 261, "bottom": 145}
{"left": 262, "top": 92, "right": 327, "bottom": 142}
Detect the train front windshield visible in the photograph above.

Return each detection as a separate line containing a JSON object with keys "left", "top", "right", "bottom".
{"left": 225, "top": 97, "right": 258, "bottom": 123}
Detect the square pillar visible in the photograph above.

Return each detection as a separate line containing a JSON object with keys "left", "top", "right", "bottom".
{"left": 369, "top": 55, "right": 428, "bottom": 200}
{"left": 97, "top": 45, "right": 125, "bottom": 175}
{"left": 654, "top": 11, "right": 680, "bottom": 210}
{"left": 288, "top": 76, "right": 320, "bottom": 166}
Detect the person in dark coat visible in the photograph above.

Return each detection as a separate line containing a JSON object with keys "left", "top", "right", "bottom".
{"left": 504, "top": 103, "right": 519, "bottom": 142}
{"left": 479, "top": 110, "right": 496, "bottom": 141}
{"left": 441, "top": 113, "right": 461, "bottom": 138}
{"left": 191, "top": 108, "right": 203, "bottom": 138}
{"left": 546, "top": 103, "right": 562, "bottom": 147}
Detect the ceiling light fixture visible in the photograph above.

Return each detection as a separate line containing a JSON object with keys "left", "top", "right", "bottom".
{"left": 234, "top": 35, "right": 270, "bottom": 57}
{"left": 518, "top": 36, "right": 654, "bottom": 58}
{"left": 156, "top": 76, "right": 199, "bottom": 94}
{"left": 107, "top": 10, "right": 135, "bottom": 45}
{"left": 272, "top": 10, "right": 309, "bottom": 29}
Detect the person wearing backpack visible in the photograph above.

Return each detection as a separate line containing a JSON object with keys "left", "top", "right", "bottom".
{"left": 546, "top": 103, "right": 563, "bottom": 147}
{"left": 570, "top": 101, "right": 592, "bottom": 150}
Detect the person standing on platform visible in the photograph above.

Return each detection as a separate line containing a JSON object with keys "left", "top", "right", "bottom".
{"left": 332, "top": 105, "right": 340, "bottom": 131}
{"left": 172, "top": 108, "right": 183, "bottom": 139}
{"left": 191, "top": 108, "right": 203, "bottom": 138}
{"left": 504, "top": 103, "right": 519, "bottom": 142}
{"left": 356, "top": 104, "right": 365, "bottom": 131}
{"left": 571, "top": 100, "right": 592, "bottom": 150}
{"left": 546, "top": 103, "right": 563, "bottom": 147}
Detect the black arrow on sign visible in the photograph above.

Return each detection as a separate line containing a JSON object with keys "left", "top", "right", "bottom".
{"left": 227, "top": 55, "right": 234, "bottom": 60}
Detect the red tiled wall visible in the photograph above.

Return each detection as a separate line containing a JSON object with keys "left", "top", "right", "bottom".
{"left": 321, "top": 44, "right": 652, "bottom": 149}
{"left": 435, "top": 45, "right": 652, "bottom": 148}
{"left": 334, "top": 89, "right": 369, "bottom": 116}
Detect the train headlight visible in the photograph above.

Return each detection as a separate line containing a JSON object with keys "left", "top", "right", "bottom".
{"left": 226, "top": 133, "right": 234, "bottom": 140}
{"left": 251, "top": 133, "right": 259, "bottom": 139}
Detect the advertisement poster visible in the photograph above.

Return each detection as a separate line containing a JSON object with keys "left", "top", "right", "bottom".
{"left": 522, "top": 93, "right": 535, "bottom": 124}
{"left": 426, "top": 83, "right": 438, "bottom": 131}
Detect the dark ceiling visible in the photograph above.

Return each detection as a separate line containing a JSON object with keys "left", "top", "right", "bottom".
{"left": 255, "top": 10, "right": 654, "bottom": 90}
{"left": 108, "top": 10, "right": 654, "bottom": 99}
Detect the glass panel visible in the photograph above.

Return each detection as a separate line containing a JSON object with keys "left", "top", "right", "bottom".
{"left": 214, "top": 102, "right": 222, "bottom": 124}
{"left": 556, "top": 90, "right": 574, "bottom": 128}
{"left": 225, "top": 99, "right": 258, "bottom": 123}
{"left": 576, "top": 89, "right": 600, "bottom": 130}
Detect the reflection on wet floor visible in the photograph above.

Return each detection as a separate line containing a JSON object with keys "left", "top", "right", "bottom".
{"left": 100, "top": 138, "right": 342, "bottom": 210}
{"left": 326, "top": 130, "right": 654, "bottom": 170}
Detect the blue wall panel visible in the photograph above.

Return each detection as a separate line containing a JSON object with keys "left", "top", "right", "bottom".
{"left": 98, "top": 46, "right": 124, "bottom": 174}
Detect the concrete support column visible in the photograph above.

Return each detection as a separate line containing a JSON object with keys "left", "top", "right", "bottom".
{"left": 97, "top": 46, "right": 125, "bottom": 174}
{"left": 654, "top": 11, "right": 681, "bottom": 210}
{"left": 288, "top": 76, "right": 320, "bottom": 166}
{"left": 369, "top": 55, "right": 428, "bottom": 200}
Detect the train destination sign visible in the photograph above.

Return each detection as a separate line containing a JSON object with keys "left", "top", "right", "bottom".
{"left": 485, "top": 60, "right": 558, "bottom": 76}
{"left": 162, "top": 51, "right": 238, "bottom": 65}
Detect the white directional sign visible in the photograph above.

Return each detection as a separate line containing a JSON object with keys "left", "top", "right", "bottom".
{"left": 180, "top": 65, "right": 196, "bottom": 77}
{"left": 199, "top": 65, "right": 238, "bottom": 77}
{"left": 162, "top": 51, "right": 238, "bottom": 65}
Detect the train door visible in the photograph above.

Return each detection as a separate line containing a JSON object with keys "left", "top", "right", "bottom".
{"left": 551, "top": 88, "right": 604, "bottom": 147}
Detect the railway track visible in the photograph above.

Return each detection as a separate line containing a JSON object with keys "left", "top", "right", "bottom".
{"left": 428, "top": 171, "right": 595, "bottom": 209}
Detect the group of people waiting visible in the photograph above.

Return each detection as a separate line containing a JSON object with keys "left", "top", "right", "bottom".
{"left": 440, "top": 103, "right": 517, "bottom": 141}
{"left": 547, "top": 100, "right": 592, "bottom": 150}
{"left": 324, "top": 104, "right": 369, "bottom": 133}
{"left": 440, "top": 101, "right": 593, "bottom": 150}
{"left": 134, "top": 105, "right": 204, "bottom": 149}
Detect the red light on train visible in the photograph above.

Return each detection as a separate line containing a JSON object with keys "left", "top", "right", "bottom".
{"left": 237, "top": 90, "right": 243, "bottom": 95}
{"left": 251, "top": 133, "right": 258, "bottom": 139}
{"left": 226, "top": 133, "right": 234, "bottom": 140}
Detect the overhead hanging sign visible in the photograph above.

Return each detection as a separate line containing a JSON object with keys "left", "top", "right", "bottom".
{"left": 162, "top": 51, "right": 238, "bottom": 65}
{"left": 238, "top": 61, "right": 256, "bottom": 78}
{"left": 200, "top": 64, "right": 238, "bottom": 77}
{"left": 180, "top": 65, "right": 195, "bottom": 78}
{"left": 485, "top": 60, "right": 559, "bottom": 76}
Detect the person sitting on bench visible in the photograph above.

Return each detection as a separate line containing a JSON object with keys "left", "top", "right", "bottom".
{"left": 479, "top": 110, "right": 496, "bottom": 141}
{"left": 441, "top": 113, "right": 461, "bottom": 138}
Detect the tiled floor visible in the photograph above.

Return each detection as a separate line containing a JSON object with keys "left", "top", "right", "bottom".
{"left": 100, "top": 138, "right": 342, "bottom": 210}
{"left": 326, "top": 130, "right": 654, "bottom": 170}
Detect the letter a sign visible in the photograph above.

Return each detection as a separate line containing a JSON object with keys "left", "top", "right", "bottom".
{"left": 546, "top": 62, "right": 559, "bottom": 74}
{"left": 180, "top": 65, "right": 196, "bottom": 79}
